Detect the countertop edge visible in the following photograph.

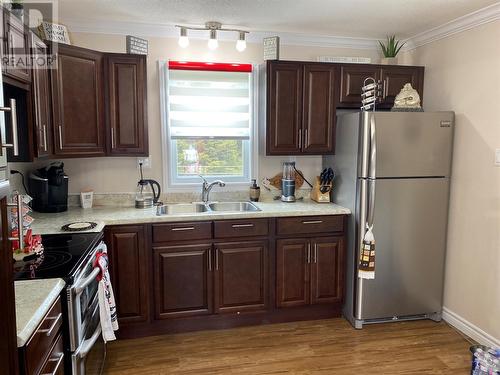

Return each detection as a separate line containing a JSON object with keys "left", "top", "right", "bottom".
{"left": 16, "top": 279, "right": 66, "bottom": 347}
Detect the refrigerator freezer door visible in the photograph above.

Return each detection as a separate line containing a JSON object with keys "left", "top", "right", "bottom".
{"left": 355, "top": 177, "right": 450, "bottom": 321}
{"left": 360, "top": 112, "right": 454, "bottom": 178}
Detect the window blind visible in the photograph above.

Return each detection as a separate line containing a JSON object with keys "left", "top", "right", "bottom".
{"left": 168, "top": 68, "right": 252, "bottom": 139}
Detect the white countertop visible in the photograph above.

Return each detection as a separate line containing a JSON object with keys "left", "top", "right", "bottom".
{"left": 31, "top": 199, "right": 350, "bottom": 234}
{"left": 15, "top": 278, "right": 66, "bottom": 347}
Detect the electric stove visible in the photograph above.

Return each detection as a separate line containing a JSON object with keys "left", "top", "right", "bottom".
{"left": 14, "top": 231, "right": 103, "bottom": 282}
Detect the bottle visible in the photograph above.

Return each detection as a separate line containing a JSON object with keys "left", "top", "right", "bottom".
{"left": 249, "top": 179, "right": 260, "bottom": 202}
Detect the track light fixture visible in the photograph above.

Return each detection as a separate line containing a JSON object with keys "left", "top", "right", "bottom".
{"left": 178, "top": 27, "right": 189, "bottom": 48}
{"left": 175, "top": 22, "right": 249, "bottom": 51}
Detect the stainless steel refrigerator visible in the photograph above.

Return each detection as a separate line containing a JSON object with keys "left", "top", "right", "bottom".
{"left": 324, "top": 111, "right": 454, "bottom": 329}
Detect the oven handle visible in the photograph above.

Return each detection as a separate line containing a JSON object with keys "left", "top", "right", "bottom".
{"left": 76, "top": 325, "right": 102, "bottom": 359}
{"left": 73, "top": 241, "right": 107, "bottom": 295}
{"left": 74, "top": 267, "right": 100, "bottom": 295}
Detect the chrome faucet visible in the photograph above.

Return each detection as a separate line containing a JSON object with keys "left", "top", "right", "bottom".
{"left": 199, "top": 175, "right": 226, "bottom": 203}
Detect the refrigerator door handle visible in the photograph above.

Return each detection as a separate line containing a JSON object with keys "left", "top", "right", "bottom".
{"left": 367, "top": 179, "right": 376, "bottom": 228}
{"left": 368, "top": 115, "right": 377, "bottom": 179}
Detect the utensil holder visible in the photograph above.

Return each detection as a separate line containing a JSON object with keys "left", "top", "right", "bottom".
{"left": 310, "top": 177, "right": 332, "bottom": 203}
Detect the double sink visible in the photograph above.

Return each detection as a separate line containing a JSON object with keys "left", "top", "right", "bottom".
{"left": 156, "top": 201, "right": 261, "bottom": 216}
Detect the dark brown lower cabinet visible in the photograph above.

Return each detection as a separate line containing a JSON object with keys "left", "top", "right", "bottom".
{"left": 153, "top": 244, "right": 213, "bottom": 319}
{"left": 310, "top": 237, "right": 344, "bottom": 304}
{"left": 214, "top": 241, "right": 268, "bottom": 313}
{"left": 108, "top": 216, "right": 347, "bottom": 338}
{"left": 277, "top": 236, "right": 344, "bottom": 308}
{"left": 106, "top": 225, "right": 149, "bottom": 324}
{"left": 276, "top": 239, "right": 309, "bottom": 307}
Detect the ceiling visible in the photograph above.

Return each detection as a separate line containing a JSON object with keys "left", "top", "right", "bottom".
{"left": 58, "top": 0, "right": 499, "bottom": 39}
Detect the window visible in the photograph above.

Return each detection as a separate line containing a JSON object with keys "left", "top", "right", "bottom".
{"left": 163, "top": 61, "right": 254, "bottom": 187}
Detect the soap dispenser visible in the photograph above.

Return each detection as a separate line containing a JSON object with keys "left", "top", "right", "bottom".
{"left": 249, "top": 179, "right": 260, "bottom": 202}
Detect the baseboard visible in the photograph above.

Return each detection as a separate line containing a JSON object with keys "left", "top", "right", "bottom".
{"left": 443, "top": 307, "right": 500, "bottom": 348}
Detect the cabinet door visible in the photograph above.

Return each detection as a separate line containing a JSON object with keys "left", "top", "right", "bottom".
{"left": 339, "top": 64, "right": 380, "bottom": 106}
{"left": 310, "top": 236, "right": 344, "bottom": 305}
{"left": 51, "top": 44, "right": 106, "bottom": 157}
{"left": 106, "top": 54, "right": 148, "bottom": 155}
{"left": 31, "top": 34, "right": 52, "bottom": 157}
{"left": 302, "top": 64, "right": 337, "bottom": 154}
{"left": 106, "top": 225, "right": 149, "bottom": 324}
{"left": 3, "top": 11, "right": 31, "bottom": 83}
{"left": 214, "top": 241, "right": 268, "bottom": 313}
{"left": 276, "top": 238, "right": 310, "bottom": 307}
{"left": 154, "top": 244, "right": 213, "bottom": 319}
{"left": 266, "top": 62, "right": 303, "bottom": 155}
{"left": 380, "top": 66, "right": 424, "bottom": 107}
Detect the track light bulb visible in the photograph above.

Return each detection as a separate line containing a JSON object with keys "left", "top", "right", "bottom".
{"left": 208, "top": 29, "right": 218, "bottom": 50}
{"left": 178, "top": 27, "right": 189, "bottom": 48}
{"left": 236, "top": 31, "right": 246, "bottom": 52}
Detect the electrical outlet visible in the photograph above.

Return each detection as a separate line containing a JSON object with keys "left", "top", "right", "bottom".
{"left": 496, "top": 149, "right": 500, "bottom": 167}
{"left": 137, "top": 157, "right": 151, "bottom": 169}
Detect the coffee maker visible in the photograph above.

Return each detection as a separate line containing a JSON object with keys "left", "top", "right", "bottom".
{"left": 281, "top": 161, "right": 296, "bottom": 202}
{"left": 29, "top": 162, "right": 68, "bottom": 213}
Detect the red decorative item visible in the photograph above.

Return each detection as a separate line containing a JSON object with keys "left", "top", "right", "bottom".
{"left": 168, "top": 60, "right": 252, "bottom": 73}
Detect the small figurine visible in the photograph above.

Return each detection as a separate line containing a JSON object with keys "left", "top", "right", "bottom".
{"left": 392, "top": 83, "right": 423, "bottom": 111}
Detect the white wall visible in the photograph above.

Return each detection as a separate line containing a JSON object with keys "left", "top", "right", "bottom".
{"left": 403, "top": 21, "right": 500, "bottom": 344}
{"left": 10, "top": 33, "right": 381, "bottom": 195}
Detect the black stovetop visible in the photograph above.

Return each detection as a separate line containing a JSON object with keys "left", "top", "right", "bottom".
{"left": 14, "top": 232, "right": 103, "bottom": 281}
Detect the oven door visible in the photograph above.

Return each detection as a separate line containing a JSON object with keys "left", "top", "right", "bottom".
{"left": 72, "top": 300, "right": 106, "bottom": 375}
{"left": 68, "top": 241, "right": 106, "bottom": 351}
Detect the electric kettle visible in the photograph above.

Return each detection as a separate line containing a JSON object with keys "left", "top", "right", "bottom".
{"left": 135, "top": 163, "right": 161, "bottom": 208}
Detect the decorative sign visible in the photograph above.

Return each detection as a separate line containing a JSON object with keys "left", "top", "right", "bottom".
{"left": 263, "top": 36, "right": 280, "bottom": 60}
{"left": 39, "top": 21, "right": 71, "bottom": 44}
{"left": 317, "top": 56, "right": 371, "bottom": 64}
{"left": 126, "top": 35, "right": 148, "bottom": 55}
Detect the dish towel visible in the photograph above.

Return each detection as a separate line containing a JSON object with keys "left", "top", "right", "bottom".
{"left": 94, "top": 244, "right": 119, "bottom": 342}
{"left": 358, "top": 225, "right": 375, "bottom": 279}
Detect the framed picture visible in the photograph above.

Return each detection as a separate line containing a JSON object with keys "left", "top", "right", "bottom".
{"left": 263, "top": 36, "right": 280, "bottom": 60}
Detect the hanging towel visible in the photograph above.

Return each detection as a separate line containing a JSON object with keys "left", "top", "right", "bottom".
{"left": 93, "top": 244, "right": 119, "bottom": 342}
{"left": 358, "top": 225, "right": 375, "bottom": 279}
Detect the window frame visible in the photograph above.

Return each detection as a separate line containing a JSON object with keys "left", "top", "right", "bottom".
{"left": 159, "top": 61, "right": 259, "bottom": 192}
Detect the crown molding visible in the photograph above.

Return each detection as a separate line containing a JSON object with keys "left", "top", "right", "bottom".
{"left": 63, "top": 2, "right": 500, "bottom": 52}
{"left": 405, "top": 2, "right": 500, "bottom": 50}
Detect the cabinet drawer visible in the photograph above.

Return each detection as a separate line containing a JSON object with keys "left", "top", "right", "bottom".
{"left": 38, "top": 333, "right": 64, "bottom": 375}
{"left": 214, "top": 219, "right": 269, "bottom": 239}
{"left": 25, "top": 297, "right": 62, "bottom": 375}
{"left": 277, "top": 216, "right": 344, "bottom": 236}
{"left": 153, "top": 221, "right": 212, "bottom": 243}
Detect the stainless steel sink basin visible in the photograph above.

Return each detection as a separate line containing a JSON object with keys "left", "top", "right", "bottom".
{"left": 156, "top": 203, "right": 208, "bottom": 215}
{"left": 208, "top": 201, "right": 261, "bottom": 212}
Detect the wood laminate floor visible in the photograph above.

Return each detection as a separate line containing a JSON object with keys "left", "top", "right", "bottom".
{"left": 104, "top": 319, "right": 472, "bottom": 374}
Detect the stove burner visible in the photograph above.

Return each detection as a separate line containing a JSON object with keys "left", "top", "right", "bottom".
{"left": 34, "top": 251, "right": 74, "bottom": 271}
{"left": 42, "top": 235, "right": 87, "bottom": 250}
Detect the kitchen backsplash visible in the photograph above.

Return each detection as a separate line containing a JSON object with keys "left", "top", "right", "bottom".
{"left": 67, "top": 188, "right": 313, "bottom": 207}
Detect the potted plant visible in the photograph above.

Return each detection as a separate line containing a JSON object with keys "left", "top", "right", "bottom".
{"left": 379, "top": 35, "right": 405, "bottom": 65}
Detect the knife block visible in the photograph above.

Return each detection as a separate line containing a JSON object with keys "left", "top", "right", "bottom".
{"left": 310, "top": 177, "right": 332, "bottom": 203}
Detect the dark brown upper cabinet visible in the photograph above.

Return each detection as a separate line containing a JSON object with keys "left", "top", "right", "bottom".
{"left": 339, "top": 64, "right": 380, "bottom": 106}
{"left": 266, "top": 61, "right": 303, "bottom": 155}
{"left": 106, "top": 53, "right": 148, "bottom": 156}
{"left": 379, "top": 66, "right": 424, "bottom": 108}
{"left": 266, "top": 61, "right": 338, "bottom": 155}
{"left": 302, "top": 64, "right": 337, "bottom": 154}
{"left": 338, "top": 64, "right": 424, "bottom": 109}
{"left": 3, "top": 9, "right": 31, "bottom": 84}
{"left": 51, "top": 44, "right": 106, "bottom": 157}
{"left": 31, "top": 34, "right": 52, "bottom": 158}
